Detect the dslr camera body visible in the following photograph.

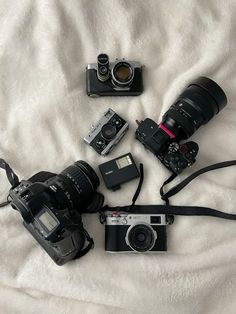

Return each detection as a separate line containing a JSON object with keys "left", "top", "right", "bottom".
{"left": 86, "top": 53, "right": 143, "bottom": 96}
{"left": 105, "top": 211, "right": 168, "bottom": 252}
{"left": 84, "top": 108, "right": 129, "bottom": 156}
{"left": 9, "top": 161, "right": 104, "bottom": 265}
{"left": 136, "top": 77, "right": 227, "bottom": 174}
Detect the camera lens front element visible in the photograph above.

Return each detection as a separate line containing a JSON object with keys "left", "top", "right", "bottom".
{"left": 101, "top": 124, "right": 117, "bottom": 141}
{"left": 111, "top": 61, "right": 134, "bottom": 87}
{"left": 126, "top": 223, "right": 157, "bottom": 252}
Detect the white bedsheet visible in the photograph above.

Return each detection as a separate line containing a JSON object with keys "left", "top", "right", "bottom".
{"left": 1, "top": 1, "right": 236, "bottom": 313}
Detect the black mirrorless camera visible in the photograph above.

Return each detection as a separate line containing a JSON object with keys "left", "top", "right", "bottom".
{"left": 104, "top": 210, "right": 168, "bottom": 252}
{"left": 9, "top": 161, "right": 104, "bottom": 265}
{"left": 136, "top": 77, "right": 227, "bottom": 174}
{"left": 84, "top": 108, "right": 129, "bottom": 156}
{"left": 86, "top": 53, "right": 143, "bottom": 96}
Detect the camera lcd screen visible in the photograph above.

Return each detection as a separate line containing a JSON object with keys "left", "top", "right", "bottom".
{"left": 38, "top": 211, "right": 58, "bottom": 232}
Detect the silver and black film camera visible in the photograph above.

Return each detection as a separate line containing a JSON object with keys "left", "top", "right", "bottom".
{"left": 104, "top": 211, "right": 168, "bottom": 253}
{"left": 84, "top": 108, "right": 129, "bottom": 156}
{"left": 86, "top": 53, "right": 143, "bottom": 97}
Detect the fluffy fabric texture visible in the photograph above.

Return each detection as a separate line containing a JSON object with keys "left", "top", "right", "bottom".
{"left": 0, "top": 1, "right": 236, "bottom": 313}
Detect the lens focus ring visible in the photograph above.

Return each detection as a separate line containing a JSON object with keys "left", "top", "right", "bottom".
{"left": 60, "top": 161, "right": 100, "bottom": 206}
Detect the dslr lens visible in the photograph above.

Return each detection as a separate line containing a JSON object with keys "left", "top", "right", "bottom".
{"left": 162, "top": 77, "right": 227, "bottom": 139}
{"left": 112, "top": 62, "right": 134, "bottom": 87}
{"left": 60, "top": 161, "right": 100, "bottom": 208}
{"left": 126, "top": 224, "right": 156, "bottom": 252}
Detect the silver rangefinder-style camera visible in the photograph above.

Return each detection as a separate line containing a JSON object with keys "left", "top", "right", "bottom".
{"left": 84, "top": 108, "right": 129, "bottom": 156}
{"left": 86, "top": 53, "right": 143, "bottom": 97}
{"left": 104, "top": 211, "right": 168, "bottom": 252}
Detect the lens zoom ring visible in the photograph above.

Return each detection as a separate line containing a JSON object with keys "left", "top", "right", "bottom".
{"left": 61, "top": 165, "right": 93, "bottom": 199}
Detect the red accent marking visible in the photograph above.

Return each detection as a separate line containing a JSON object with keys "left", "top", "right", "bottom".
{"left": 159, "top": 124, "right": 176, "bottom": 139}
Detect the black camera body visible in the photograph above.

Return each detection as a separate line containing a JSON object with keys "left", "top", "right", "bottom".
{"left": 86, "top": 54, "right": 143, "bottom": 97}
{"left": 136, "top": 77, "right": 227, "bottom": 174}
{"left": 9, "top": 161, "right": 104, "bottom": 265}
{"left": 84, "top": 108, "right": 129, "bottom": 156}
{"left": 136, "top": 118, "right": 199, "bottom": 174}
{"left": 105, "top": 211, "right": 167, "bottom": 252}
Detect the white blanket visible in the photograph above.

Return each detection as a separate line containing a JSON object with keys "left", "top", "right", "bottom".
{"left": 1, "top": 1, "right": 236, "bottom": 313}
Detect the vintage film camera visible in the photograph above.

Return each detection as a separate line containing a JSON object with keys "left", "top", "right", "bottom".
{"left": 86, "top": 53, "right": 143, "bottom": 96}
{"left": 84, "top": 108, "right": 129, "bottom": 156}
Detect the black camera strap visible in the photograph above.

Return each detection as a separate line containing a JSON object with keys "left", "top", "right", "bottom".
{"left": 161, "top": 160, "right": 236, "bottom": 205}
{"left": 101, "top": 204, "right": 236, "bottom": 221}
{"left": 74, "top": 226, "right": 94, "bottom": 259}
{"left": 102, "top": 160, "right": 236, "bottom": 222}
{"left": 0, "top": 159, "right": 19, "bottom": 207}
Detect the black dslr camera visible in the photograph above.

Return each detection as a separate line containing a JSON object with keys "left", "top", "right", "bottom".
{"left": 8, "top": 161, "right": 104, "bottom": 265}
{"left": 86, "top": 53, "right": 143, "bottom": 96}
{"left": 136, "top": 77, "right": 227, "bottom": 174}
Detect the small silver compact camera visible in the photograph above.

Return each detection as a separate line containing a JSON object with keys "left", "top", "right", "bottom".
{"left": 86, "top": 53, "right": 143, "bottom": 97}
{"left": 84, "top": 108, "right": 129, "bottom": 156}
{"left": 104, "top": 211, "right": 168, "bottom": 253}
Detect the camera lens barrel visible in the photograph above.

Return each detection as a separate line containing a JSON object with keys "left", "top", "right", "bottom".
{"left": 162, "top": 77, "right": 227, "bottom": 138}
{"left": 60, "top": 161, "right": 100, "bottom": 208}
{"left": 111, "top": 61, "right": 134, "bottom": 87}
{"left": 101, "top": 124, "right": 117, "bottom": 140}
{"left": 126, "top": 224, "right": 156, "bottom": 252}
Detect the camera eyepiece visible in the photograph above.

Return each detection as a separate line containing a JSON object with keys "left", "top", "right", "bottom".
{"left": 97, "top": 53, "right": 110, "bottom": 82}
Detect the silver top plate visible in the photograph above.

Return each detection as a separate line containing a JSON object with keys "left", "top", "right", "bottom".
{"left": 105, "top": 212, "right": 167, "bottom": 226}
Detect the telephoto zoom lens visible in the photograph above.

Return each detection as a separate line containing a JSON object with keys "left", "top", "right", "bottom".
{"left": 162, "top": 77, "right": 227, "bottom": 139}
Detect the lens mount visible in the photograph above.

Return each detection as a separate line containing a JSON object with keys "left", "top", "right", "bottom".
{"left": 125, "top": 223, "right": 157, "bottom": 252}
{"left": 111, "top": 61, "right": 134, "bottom": 87}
